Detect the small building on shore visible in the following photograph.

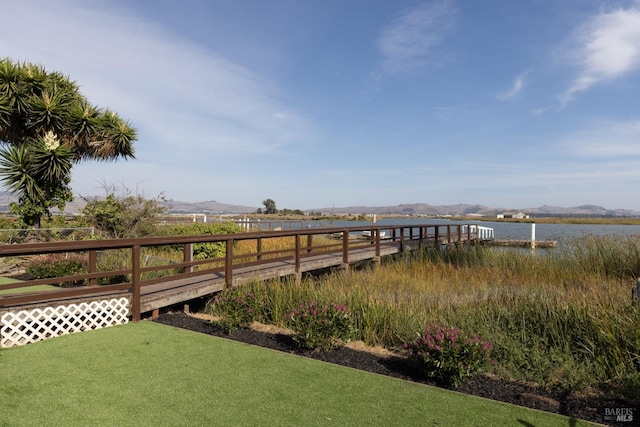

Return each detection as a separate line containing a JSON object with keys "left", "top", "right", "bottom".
{"left": 497, "top": 212, "right": 529, "bottom": 219}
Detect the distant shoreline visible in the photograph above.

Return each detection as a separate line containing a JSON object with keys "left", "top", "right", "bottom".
{"left": 230, "top": 213, "right": 640, "bottom": 226}
{"left": 456, "top": 216, "right": 640, "bottom": 226}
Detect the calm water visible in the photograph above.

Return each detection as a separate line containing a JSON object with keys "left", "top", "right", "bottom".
{"left": 377, "top": 218, "right": 640, "bottom": 240}
{"left": 229, "top": 217, "right": 640, "bottom": 241}
{"left": 335, "top": 218, "right": 640, "bottom": 241}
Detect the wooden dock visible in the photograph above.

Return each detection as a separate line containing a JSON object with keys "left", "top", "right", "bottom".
{"left": 139, "top": 243, "right": 405, "bottom": 313}
{"left": 0, "top": 223, "right": 485, "bottom": 318}
{"left": 485, "top": 239, "right": 557, "bottom": 248}
{"left": 0, "top": 223, "right": 494, "bottom": 347}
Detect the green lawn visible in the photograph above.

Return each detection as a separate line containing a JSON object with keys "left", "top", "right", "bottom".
{"left": 0, "top": 322, "right": 596, "bottom": 426}
{"left": 0, "top": 276, "right": 57, "bottom": 295}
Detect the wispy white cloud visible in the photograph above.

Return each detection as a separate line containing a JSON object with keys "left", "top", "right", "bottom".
{"left": 560, "top": 119, "right": 640, "bottom": 157}
{"left": 377, "top": 0, "right": 457, "bottom": 74}
{"left": 560, "top": 7, "right": 640, "bottom": 104}
{"left": 497, "top": 72, "right": 528, "bottom": 100}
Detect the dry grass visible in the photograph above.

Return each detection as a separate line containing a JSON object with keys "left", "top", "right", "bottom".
{"left": 233, "top": 236, "right": 640, "bottom": 398}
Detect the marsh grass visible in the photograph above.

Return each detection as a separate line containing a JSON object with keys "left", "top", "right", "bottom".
{"left": 234, "top": 236, "right": 640, "bottom": 398}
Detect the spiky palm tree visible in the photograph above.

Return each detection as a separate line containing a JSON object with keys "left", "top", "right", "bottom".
{"left": 0, "top": 58, "right": 137, "bottom": 226}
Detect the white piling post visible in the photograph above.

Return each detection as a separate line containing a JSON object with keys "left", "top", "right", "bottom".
{"left": 531, "top": 223, "right": 536, "bottom": 249}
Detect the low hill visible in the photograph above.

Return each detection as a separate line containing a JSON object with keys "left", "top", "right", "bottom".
{"left": 0, "top": 191, "right": 637, "bottom": 217}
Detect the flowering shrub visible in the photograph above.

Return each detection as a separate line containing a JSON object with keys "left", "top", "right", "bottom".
{"left": 404, "top": 324, "right": 492, "bottom": 387}
{"left": 26, "top": 254, "right": 87, "bottom": 287}
{"left": 210, "top": 288, "right": 263, "bottom": 332}
{"left": 284, "top": 301, "right": 357, "bottom": 351}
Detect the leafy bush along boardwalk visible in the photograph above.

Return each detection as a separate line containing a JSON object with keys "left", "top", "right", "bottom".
{"left": 0, "top": 223, "right": 486, "bottom": 345}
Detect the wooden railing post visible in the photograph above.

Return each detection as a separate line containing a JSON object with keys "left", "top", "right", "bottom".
{"left": 434, "top": 225, "right": 439, "bottom": 247}
{"left": 89, "top": 250, "right": 97, "bottom": 287}
{"left": 307, "top": 234, "right": 313, "bottom": 254}
{"left": 183, "top": 243, "right": 193, "bottom": 273}
{"left": 375, "top": 229, "right": 381, "bottom": 257}
{"left": 295, "top": 234, "right": 301, "bottom": 273}
{"left": 400, "top": 227, "right": 405, "bottom": 252}
{"left": 257, "top": 237, "right": 263, "bottom": 261}
{"left": 225, "top": 238, "right": 233, "bottom": 290}
{"left": 446, "top": 225, "right": 452, "bottom": 246}
{"left": 457, "top": 225, "right": 463, "bottom": 246}
{"left": 131, "top": 245, "right": 141, "bottom": 322}
{"left": 342, "top": 230, "right": 349, "bottom": 265}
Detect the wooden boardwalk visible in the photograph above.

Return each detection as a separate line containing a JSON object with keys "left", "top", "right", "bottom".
{"left": 139, "top": 243, "right": 405, "bottom": 313}
{"left": 0, "top": 223, "right": 484, "bottom": 319}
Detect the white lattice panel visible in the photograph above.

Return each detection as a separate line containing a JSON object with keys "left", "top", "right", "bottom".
{"left": 1, "top": 298, "right": 129, "bottom": 348}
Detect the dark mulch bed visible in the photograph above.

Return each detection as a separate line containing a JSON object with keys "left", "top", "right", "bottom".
{"left": 154, "top": 311, "right": 638, "bottom": 425}
{"left": 8, "top": 273, "right": 34, "bottom": 281}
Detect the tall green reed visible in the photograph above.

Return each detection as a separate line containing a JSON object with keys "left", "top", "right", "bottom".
{"left": 221, "top": 236, "right": 640, "bottom": 398}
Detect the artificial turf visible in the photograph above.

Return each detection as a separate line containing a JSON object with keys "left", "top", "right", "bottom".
{"left": 0, "top": 277, "right": 57, "bottom": 295}
{"left": 0, "top": 321, "right": 595, "bottom": 426}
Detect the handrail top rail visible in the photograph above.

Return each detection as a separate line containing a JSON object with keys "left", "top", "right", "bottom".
{"left": 0, "top": 222, "right": 479, "bottom": 256}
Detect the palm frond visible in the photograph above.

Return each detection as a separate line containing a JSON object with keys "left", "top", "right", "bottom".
{"left": 27, "top": 90, "right": 72, "bottom": 134}
{"left": 93, "top": 110, "right": 137, "bottom": 160}
{"left": 0, "top": 144, "right": 45, "bottom": 202}
{"left": 31, "top": 141, "right": 73, "bottom": 183}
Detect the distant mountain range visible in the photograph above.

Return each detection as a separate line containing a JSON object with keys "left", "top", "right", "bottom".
{"left": 312, "top": 203, "right": 640, "bottom": 217}
{"left": 162, "top": 199, "right": 258, "bottom": 215}
{"left": 0, "top": 192, "right": 638, "bottom": 217}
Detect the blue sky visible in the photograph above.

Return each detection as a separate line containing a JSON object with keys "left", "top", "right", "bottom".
{"left": 2, "top": 0, "right": 640, "bottom": 210}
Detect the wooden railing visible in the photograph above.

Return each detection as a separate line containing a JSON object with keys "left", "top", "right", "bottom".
{"left": 0, "top": 223, "right": 484, "bottom": 320}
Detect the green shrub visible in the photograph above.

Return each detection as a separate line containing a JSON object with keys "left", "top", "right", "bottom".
{"left": 82, "top": 191, "right": 165, "bottom": 238}
{"left": 161, "top": 222, "right": 242, "bottom": 260}
{"left": 284, "top": 301, "right": 357, "bottom": 351}
{"left": 96, "top": 254, "right": 130, "bottom": 285}
{"left": 210, "top": 288, "right": 264, "bottom": 332}
{"left": 404, "top": 324, "right": 492, "bottom": 387}
{"left": 26, "top": 254, "right": 87, "bottom": 287}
